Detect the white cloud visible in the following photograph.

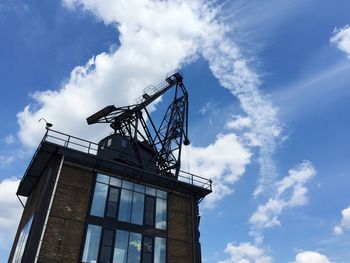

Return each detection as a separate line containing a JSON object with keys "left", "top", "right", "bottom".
{"left": 333, "top": 205, "right": 350, "bottom": 235}
{"left": 0, "top": 178, "right": 23, "bottom": 249}
{"left": 293, "top": 251, "right": 331, "bottom": 263}
{"left": 218, "top": 242, "right": 272, "bottom": 263}
{"left": 18, "top": 0, "right": 220, "bottom": 148}
{"left": 330, "top": 25, "right": 350, "bottom": 58}
{"left": 250, "top": 161, "right": 316, "bottom": 233}
{"left": 202, "top": 37, "right": 282, "bottom": 197}
{"left": 16, "top": 0, "right": 282, "bottom": 199}
{"left": 182, "top": 133, "right": 251, "bottom": 208}
{"left": 225, "top": 115, "right": 252, "bottom": 130}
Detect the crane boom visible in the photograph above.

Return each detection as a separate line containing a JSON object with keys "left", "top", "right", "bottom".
{"left": 86, "top": 69, "right": 190, "bottom": 179}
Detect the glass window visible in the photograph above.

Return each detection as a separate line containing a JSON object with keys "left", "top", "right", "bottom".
{"left": 106, "top": 187, "right": 120, "bottom": 218}
{"left": 134, "top": 183, "right": 145, "bottom": 193}
{"left": 154, "top": 237, "right": 166, "bottom": 263}
{"left": 144, "top": 196, "right": 155, "bottom": 226}
{"left": 118, "top": 189, "right": 133, "bottom": 222}
{"left": 82, "top": 224, "right": 102, "bottom": 263}
{"left": 110, "top": 177, "right": 121, "bottom": 187}
{"left": 142, "top": 236, "right": 153, "bottom": 263}
{"left": 97, "top": 174, "right": 110, "bottom": 184}
{"left": 156, "top": 189, "right": 167, "bottom": 199}
{"left": 12, "top": 215, "right": 34, "bottom": 263}
{"left": 99, "top": 229, "right": 114, "bottom": 263}
{"left": 127, "top": 232, "right": 142, "bottom": 263}
{"left": 131, "top": 192, "right": 145, "bottom": 225}
{"left": 90, "top": 182, "right": 108, "bottom": 217}
{"left": 114, "top": 230, "right": 129, "bottom": 263}
{"left": 145, "top": 186, "right": 156, "bottom": 196}
{"left": 156, "top": 198, "right": 167, "bottom": 230}
{"left": 122, "top": 180, "right": 134, "bottom": 190}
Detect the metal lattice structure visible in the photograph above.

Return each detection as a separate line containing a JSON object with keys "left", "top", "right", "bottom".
{"left": 86, "top": 70, "right": 189, "bottom": 179}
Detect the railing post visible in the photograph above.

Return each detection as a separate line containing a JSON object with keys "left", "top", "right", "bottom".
{"left": 65, "top": 136, "right": 70, "bottom": 147}
{"left": 88, "top": 142, "right": 92, "bottom": 154}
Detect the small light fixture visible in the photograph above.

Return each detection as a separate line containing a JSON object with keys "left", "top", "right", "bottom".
{"left": 38, "top": 118, "right": 53, "bottom": 129}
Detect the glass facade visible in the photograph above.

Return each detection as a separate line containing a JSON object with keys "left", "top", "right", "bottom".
{"left": 82, "top": 173, "right": 168, "bottom": 263}
{"left": 82, "top": 224, "right": 102, "bottom": 262}
{"left": 12, "top": 215, "right": 34, "bottom": 263}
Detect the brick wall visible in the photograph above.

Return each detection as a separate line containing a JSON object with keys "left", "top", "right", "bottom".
{"left": 168, "top": 193, "right": 196, "bottom": 263}
{"left": 38, "top": 163, "right": 94, "bottom": 263}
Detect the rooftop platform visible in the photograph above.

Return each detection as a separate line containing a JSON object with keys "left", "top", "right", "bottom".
{"left": 17, "top": 129, "right": 212, "bottom": 200}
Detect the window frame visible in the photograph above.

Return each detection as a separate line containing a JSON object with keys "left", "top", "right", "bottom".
{"left": 82, "top": 172, "right": 169, "bottom": 263}
{"left": 105, "top": 186, "right": 121, "bottom": 219}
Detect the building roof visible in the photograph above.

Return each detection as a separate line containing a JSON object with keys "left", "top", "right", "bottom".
{"left": 17, "top": 129, "right": 212, "bottom": 200}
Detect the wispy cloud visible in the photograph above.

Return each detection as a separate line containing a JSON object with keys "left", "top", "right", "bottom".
{"left": 0, "top": 151, "right": 29, "bottom": 169}
{"left": 202, "top": 28, "right": 282, "bottom": 197}
{"left": 249, "top": 161, "right": 316, "bottom": 241}
{"left": 333, "top": 205, "right": 350, "bottom": 235}
{"left": 198, "top": 101, "right": 219, "bottom": 116}
{"left": 218, "top": 242, "right": 272, "bottom": 263}
{"left": 3, "top": 134, "right": 16, "bottom": 145}
{"left": 330, "top": 25, "right": 350, "bottom": 58}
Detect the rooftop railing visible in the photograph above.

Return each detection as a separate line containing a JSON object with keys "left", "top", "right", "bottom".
{"left": 42, "top": 129, "right": 212, "bottom": 191}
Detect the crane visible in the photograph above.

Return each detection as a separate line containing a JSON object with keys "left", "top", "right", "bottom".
{"left": 86, "top": 69, "right": 190, "bottom": 179}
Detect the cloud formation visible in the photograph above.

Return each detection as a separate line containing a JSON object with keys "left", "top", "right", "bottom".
{"left": 333, "top": 205, "right": 350, "bottom": 235}
{"left": 0, "top": 178, "right": 22, "bottom": 249}
{"left": 16, "top": 0, "right": 283, "bottom": 201}
{"left": 218, "top": 242, "right": 272, "bottom": 263}
{"left": 330, "top": 25, "right": 350, "bottom": 58}
{"left": 293, "top": 251, "right": 331, "bottom": 263}
{"left": 182, "top": 133, "right": 251, "bottom": 208}
{"left": 202, "top": 33, "right": 282, "bottom": 197}
{"left": 249, "top": 161, "right": 316, "bottom": 239}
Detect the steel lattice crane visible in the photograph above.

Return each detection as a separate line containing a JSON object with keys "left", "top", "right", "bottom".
{"left": 86, "top": 70, "right": 190, "bottom": 179}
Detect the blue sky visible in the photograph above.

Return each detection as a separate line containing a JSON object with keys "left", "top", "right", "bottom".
{"left": 1, "top": 0, "right": 350, "bottom": 262}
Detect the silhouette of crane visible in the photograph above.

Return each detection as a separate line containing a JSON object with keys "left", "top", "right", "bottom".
{"left": 87, "top": 69, "right": 190, "bottom": 179}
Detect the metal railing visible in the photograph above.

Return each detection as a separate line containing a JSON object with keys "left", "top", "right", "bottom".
{"left": 42, "top": 129, "right": 212, "bottom": 191}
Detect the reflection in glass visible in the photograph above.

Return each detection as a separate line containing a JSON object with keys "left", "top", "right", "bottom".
{"left": 118, "top": 189, "right": 133, "bottom": 222}
{"left": 97, "top": 173, "right": 110, "bottom": 184}
{"left": 134, "top": 183, "right": 145, "bottom": 193}
{"left": 12, "top": 215, "right": 34, "bottom": 263}
{"left": 154, "top": 237, "right": 166, "bottom": 263}
{"left": 145, "top": 186, "right": 156, "bottom": 196}
{"left": 90, "top": 182, "right": 108, "bottom": 217}
{"left": 99, "top": 229, "right": 114, "bottom": 263}
{"left": 156, "top": 198, "right": 167, "bottom": 230}
{"left": 122, "top": 180, "right": 134, "bottom": 190}
{"left": 156, "top": 189, "right": 167, "bottom": 199}
{"left": 110, "top": 177, "right": 122, "bottom": 187}
{"left": 106, "top": 188, "right": 120, "bottom": 218}
{"left": 114, "top": 230, "right": 129, "bottom": 263}
{"left": 144, "top": 196, "right": 155, "bottom": 226}
{"left": 142, "top": 236, "right": 153, "bottom": 263}
{"left": 127, "top": 232, "right": 142, "bottom": 263}
{"left": 131, "top": 192, "right": 144, "bottom": 225}
{"left": 82, "top": 224, "right": 102, "bottom": 263}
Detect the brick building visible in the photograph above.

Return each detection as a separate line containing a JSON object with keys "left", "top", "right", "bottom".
{"left": 9, "top": 129, "right": 211, "bottom": 263}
